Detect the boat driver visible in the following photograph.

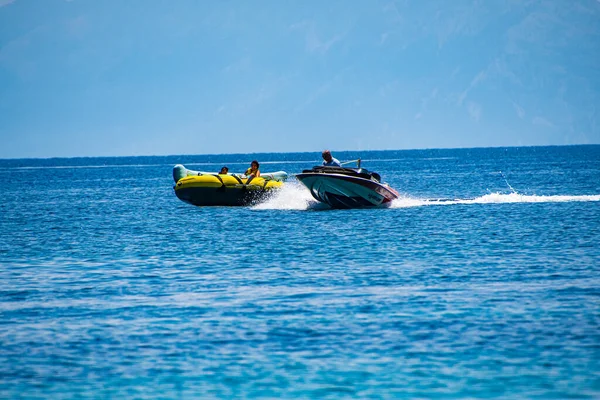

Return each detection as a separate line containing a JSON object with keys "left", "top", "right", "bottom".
{"left": 322, "top": 150, "right": 341, "bottom": 167}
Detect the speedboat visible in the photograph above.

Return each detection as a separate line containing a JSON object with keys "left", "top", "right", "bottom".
{"left": 173, "top": 164, "right": 288, "bottom": 206}
{"left": 296, "top": 165, "right": 399, "bottom": 209}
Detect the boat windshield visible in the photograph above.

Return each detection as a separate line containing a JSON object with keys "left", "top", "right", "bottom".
{"left": 302, "top": 166, "right": 381, "bottom": 182}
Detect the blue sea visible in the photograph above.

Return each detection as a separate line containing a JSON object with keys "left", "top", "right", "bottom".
{"left": 1, "top": 145, "right": 599, "bottom": 399}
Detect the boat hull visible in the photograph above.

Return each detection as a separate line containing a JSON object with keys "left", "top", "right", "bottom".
{"left": 296, "top": 172, "right": 399, "bottom": 209}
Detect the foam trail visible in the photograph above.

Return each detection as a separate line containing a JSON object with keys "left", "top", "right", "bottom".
{"left": 391, "top": 193, "right": 600, "bottom": 208}
{"left": 253, "top": 182, "right": 322, "bottom": 210}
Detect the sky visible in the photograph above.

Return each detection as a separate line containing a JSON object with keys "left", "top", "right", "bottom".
{"left": 0, "top": 0, "right": 599, "bottom": 158}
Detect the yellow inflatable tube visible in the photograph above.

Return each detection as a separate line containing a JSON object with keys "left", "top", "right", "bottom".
{"left": 175, "top": 174, "right": 283, "bottom": 190}
{"left": 173, "top": 165, "right": 286, "bottom": 206}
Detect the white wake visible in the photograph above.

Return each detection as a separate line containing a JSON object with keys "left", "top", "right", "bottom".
{"left": 390, "top": 192, "right": 600, "bottom": 208}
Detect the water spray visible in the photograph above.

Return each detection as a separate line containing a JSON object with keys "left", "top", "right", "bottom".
{"left": 499, "top": 171, "right": 518, "bottom": 194}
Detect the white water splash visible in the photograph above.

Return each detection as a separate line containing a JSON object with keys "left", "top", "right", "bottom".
{"left": 391, "top": 192, "right": 600, "bottom": 208}
{"left": 253, "top": 182, "right": 322, "bottom": 210}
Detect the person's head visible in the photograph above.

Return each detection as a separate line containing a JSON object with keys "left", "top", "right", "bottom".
{"left": 220, "top": 166, "right": 228, "bottom": 174}
{"left": 322, "top": 150, "right": 332, "bottom": 162}
{"left": 250, "top": 160, "right": 259, "bottom": 170}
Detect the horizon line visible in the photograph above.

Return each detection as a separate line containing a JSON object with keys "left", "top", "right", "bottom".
{"left": 0, "top": 143, "right": 598, "bottom": 161}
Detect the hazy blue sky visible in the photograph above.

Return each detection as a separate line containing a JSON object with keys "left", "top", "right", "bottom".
{"left": 1, "top": 0, "right": 599, "bottom": 158}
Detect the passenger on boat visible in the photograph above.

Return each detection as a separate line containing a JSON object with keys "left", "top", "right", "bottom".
{"left": 322, "top": 150, "right": 341, "bottom": 167}
{"left": 245, "top": 160, "right": 261, "bottom": 177}
{"left": 219, "top": 166, "right": 229, "bottom": 174}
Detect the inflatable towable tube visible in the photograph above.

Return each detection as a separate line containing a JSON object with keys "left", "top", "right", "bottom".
{"left": 172, "top": 164, "right": 288, "bottom": 206}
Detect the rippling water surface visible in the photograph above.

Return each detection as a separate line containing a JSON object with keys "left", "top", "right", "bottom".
{"left": 1, "top": 146, "right": 599, "bottom": 398}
